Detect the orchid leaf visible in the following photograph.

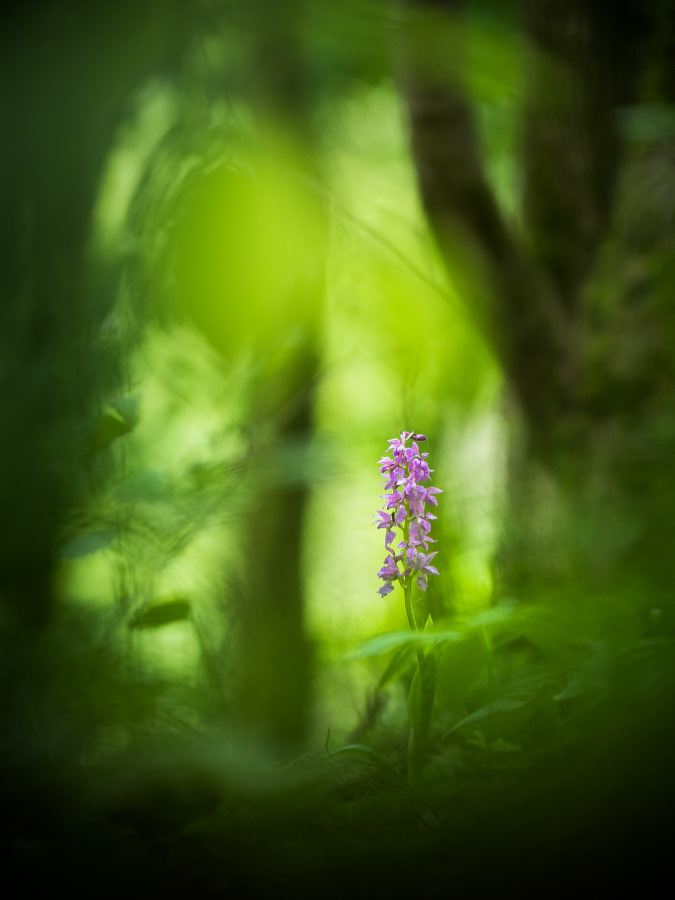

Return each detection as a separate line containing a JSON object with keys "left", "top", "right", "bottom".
{"left": 407, "top": 649, "right": 439, "bottom": 787}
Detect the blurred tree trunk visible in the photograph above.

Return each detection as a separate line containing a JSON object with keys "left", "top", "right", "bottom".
{"left": 0, "top": 1, "right": 150, "bottom": 631}
{"left": 399, "top": 0, "right": 675, "bottom": 599}
{"left": 234, "top": 0, "right": 322, "bottom": 751}
{"left": 188, "top": 0, "right": 321, "bottom": 750}
{"left": 0, "top": 0, "right": 184, "bottom": 823}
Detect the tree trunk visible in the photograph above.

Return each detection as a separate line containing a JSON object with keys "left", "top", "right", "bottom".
{"left": 0, "top": 0, "right": 188, "bottom": 829}
{"left": 399, "top": 0, "right": 675, "bottom": 593}
{"left": 397, "top": 0, "right": 675, "bottom": 868}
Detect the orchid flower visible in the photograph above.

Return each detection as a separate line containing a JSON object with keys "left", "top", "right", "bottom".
{"left": 373, "top": 430, "right": 441, "bottom": 597}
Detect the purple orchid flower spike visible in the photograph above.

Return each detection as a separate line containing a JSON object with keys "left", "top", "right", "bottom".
{"left": 374, "top": 429, "right": 441, "bottom": 597}
{"left": 372, "top": 430, "right": 441, "bottom": 788}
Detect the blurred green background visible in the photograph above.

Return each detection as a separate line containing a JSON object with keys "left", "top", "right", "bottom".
{"left": 1, "top": 0, "right": 675, "bottom": 895}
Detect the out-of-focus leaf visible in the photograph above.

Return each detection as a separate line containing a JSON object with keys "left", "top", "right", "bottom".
{"left": 376, "top": 643, "right": 416, "bottom": 691}
{"left": 88, "top": 395, "right": 140, "bottom": 454}
{"left": 459, "top": 600, "right": 546, "bottom": 638}
{"left": 555, "top": 644, "right": 612, "bottom": 701}
{"left": 331, "top": 743, "right": 379, "bottom": 764}
{"left": 408, "top": 653, "right": 438, "bottom": 738}
{"left": 89, "top": 409, "right": 133, "bottom": 454}
{"left": 407, "top": 650, "right": 439, "bottom": 787}
{"left": 351, "top": 629, "right": 463, "bottom": 659}
{"left": 447, "top": 697, "right": 539, "bottom": 738}
{"left": 58, "top": 529, "right": 118, "bottom": 559}
{"left": 130, "top": 599, "right": 191, "bottom": 629}
{"left": 330, "top": 744, "right": 402, "bottom": 780}
{"left": 113, "top": 393, "right": 140, "bottom": 425}
{"left": 354, "top": 602, "right": 540, "bottom": 660}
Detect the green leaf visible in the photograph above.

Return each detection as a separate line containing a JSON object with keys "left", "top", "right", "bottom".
{"left": 351, "top": 629, "right": 464, "bottom": 659}
{"left": 130, "top": 599, "right": 191, "bottom": 629}
{"left": 407, "top": 649, "right": 439, "bottom": 788}
{"left": 89, "top": 409, "right": 133, "bottom": 454}
{"left": 58, "top": 529, "right": 118, "bottom": 559}
{"left": 352, "top": 602, "right": 540, "bottom": 661}
{"left": 446, "top": 697, "right": 539, "bottom": 738}
{"left": 330, "top": 744, "right": 403, "bottom": 781}
{"left": 555, "top": 648, "right": 611, "bottom": 700}
{"left": 376, "top": 643, "right": 416, "bottom": 691}
{"left": 411, "top": 588, "right": 430, "bottom": 631}
{"left": 88, "top": 395, "right": 139, "bottom": 454}
{"left": 331, "top": 743, "right": 382, "bottom": 764}
{"left": 458, "top": 599, "right": 540, "bottom": 632}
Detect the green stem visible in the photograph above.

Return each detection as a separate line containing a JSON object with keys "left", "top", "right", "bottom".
{"left": 403, "top": 580, "right": 425, "bottom": 668}
{"left": 399, "top": 453, "right": 424, "bottom": 668}
{"left": 482, "top": 626, "right": 495, "bottom": 752}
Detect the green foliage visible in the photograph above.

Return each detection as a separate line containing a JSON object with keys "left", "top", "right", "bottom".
{"left": 2, "top": 1, "right": 675, "bottom": 896}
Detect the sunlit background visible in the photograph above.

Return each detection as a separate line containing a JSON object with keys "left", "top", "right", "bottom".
{"left": 58, "top": 17, "right": 505, "bottom": 751}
